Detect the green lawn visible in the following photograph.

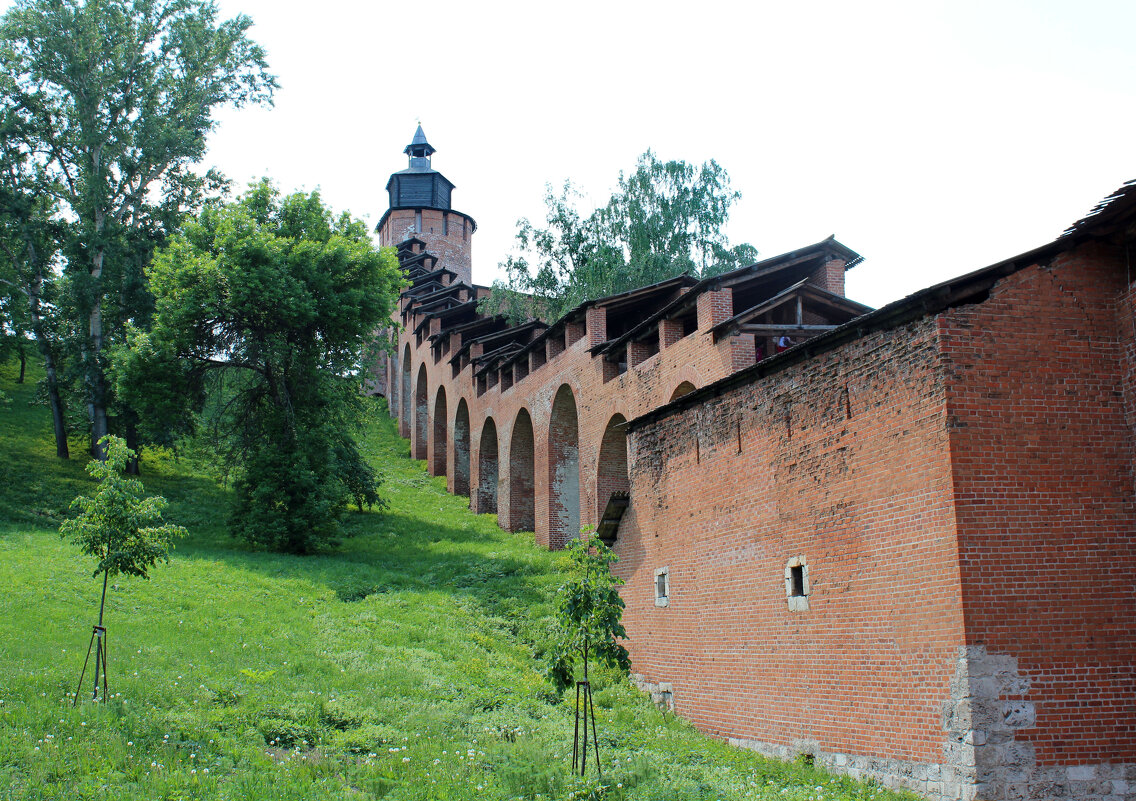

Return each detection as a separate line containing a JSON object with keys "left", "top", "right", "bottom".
{"left": 0, "top": 360, "right": 913, "bottom": 801}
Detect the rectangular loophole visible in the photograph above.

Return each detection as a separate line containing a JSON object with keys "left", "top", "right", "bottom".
{"left": 790, "top": 565, "right": 805, "bottom": 597}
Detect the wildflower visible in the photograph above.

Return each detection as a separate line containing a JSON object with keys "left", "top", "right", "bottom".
{"left": 402, "top": 757, "right": 410, "bottom": 763}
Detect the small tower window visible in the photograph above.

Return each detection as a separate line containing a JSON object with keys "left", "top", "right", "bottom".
{"left": 415, "top": 210, "right": 422, "bottom": 233}
{"left": 443, "top": 212, "right": 449, "bottom": 235}
{"left": 654, "top": 566, "right": 670, "bottom": 608}
{"left": 784, "top": 556, "right": 810, "bottom": 611}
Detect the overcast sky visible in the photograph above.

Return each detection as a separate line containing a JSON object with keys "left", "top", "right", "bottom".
{"left": 175, "top": 1, "right": 1136, "bottom": 306}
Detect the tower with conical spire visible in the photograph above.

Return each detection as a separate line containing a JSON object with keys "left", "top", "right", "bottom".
{"left": 377, "top": 126, "right": 476, "bottom": 286}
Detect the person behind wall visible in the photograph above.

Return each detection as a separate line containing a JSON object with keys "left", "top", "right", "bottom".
{"left": 776, "top": 334, "right": 793, "bottom": 353}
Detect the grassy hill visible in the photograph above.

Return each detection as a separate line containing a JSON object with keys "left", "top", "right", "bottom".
{"left": 0, "top": 360, "right": 912, "bottom": 801}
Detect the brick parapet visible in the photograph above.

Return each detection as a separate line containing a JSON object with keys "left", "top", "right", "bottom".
{"left": 659, "top": 318, "right": 684, "bottom": 349}
{"left": 586, "top": 307, "right": 607, "bottom": 348}
{"left": 697, "top": 288, "right": 733, "bottom": 329}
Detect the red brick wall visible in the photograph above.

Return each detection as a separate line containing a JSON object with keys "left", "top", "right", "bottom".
{"left": 391, "top": 282, "right": 752, "bottom": 548}
{"left": 620, "top": 317, "right": 966, "bottom": 763}
{"left": 379, "top": 208, "right": 474, "bottom": 285}
{"left": 939, "top": 243, "right": 1136, "bottom": 764}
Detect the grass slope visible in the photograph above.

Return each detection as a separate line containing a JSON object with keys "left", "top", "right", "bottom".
{"left": 0, "top": 360, "right": 913, "bottom": 801}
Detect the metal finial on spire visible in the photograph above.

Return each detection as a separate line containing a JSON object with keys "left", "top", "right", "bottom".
{"left": 405, "top": 125, "right": 435, "bottom": 159}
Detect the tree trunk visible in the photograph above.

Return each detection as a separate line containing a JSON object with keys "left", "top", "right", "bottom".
{"left": 124, "top": 418, "right": 140, "bottom": 475}
{"left": 16, "top": 343, "right": 26, "bottom": 383}
{"left": 25, "top": 238, "right": 69, "bottom": 459}
{"left": 40, "top": 340, "right": 69, "bottom": 459}
{"left": 88, "top": 247, "right": 108, "bottom": 460}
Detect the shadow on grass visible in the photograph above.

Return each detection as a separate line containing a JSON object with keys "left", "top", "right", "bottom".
{"left": 3, "top": 363, "right": 558, "bottom": 627}
{"left": 170, "top": 506, "right": 557, "bottom": 628}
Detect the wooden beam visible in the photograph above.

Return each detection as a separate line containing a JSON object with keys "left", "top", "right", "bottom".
{"left": 738, "top": 324, "right": 840, "bottom": 334}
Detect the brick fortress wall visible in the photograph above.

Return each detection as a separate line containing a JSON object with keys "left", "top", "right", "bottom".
{"left": 371, "top": 155, "right": 1136, "bottom": 799}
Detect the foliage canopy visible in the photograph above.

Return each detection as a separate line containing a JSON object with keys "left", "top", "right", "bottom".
{"left": 0, "top": 0, "right": 276, "bottom": 457}
{"left": 548, "top": 531, "right": 630, "bottom": 690}
{"left": 120, "top": 181, "right": 404, "bottom": 553}
{"left": 483, "top": 151, "right": 758, "bottom": 323}
{"left": 59, "top": 434, "right": 186, "bottom": 580}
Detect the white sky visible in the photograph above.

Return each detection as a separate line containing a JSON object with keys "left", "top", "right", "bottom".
{"left": 39, "top": 0, "right": 1136, "bottom": 308}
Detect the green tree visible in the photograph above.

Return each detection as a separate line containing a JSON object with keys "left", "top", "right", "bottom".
{"left": 483, "top": 151, "right": 759, "bottom": 323}
{"left": 0, "top": 0, "right": 276, "bottom": 459}
{"left": 120, "top": 181, "right": 404, "bottom": 553}
{"left": 549, "top": 531, "right": 631, "bottom": 691}
{"left": 0, "top": 107, "right": 70, "bottom": 456}
{"left": 60, "top": 434, "right": 186, "bottom": 700}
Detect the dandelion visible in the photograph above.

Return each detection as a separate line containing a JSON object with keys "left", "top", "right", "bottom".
{"left": 402, "top": 757, "right": 410, "bottom": 763}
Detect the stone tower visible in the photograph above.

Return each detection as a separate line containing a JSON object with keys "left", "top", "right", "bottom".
{"left": 376, "top": 125, "right": 476, "bottom": 285}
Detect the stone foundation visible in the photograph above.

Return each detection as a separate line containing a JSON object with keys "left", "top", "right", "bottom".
{"left": 725, "top": 647, "right": 1136, "bottom": 801}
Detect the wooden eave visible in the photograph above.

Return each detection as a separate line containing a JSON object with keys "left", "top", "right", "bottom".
{"left": 408, "top": 266, "right": 456, "bottom": 285}
{"left": 396, "top": 236, "right": 426, "bottom": 252}
{"left": 401, "top": 251, "right": 439, "bottom": 270}
{"left": 496, "top": 274, "right": 698, "bottom": 372}
{"left": 412, "top": 299, "right": 473, "bottom": 335}
{"left": 426, "top": 302, "right": 480, "bottom": 336}
{"left": 472, "top": 343, "right": 524, "bottom": 378}
{"left": 404, "top": 281, "right": 474, "bottom": 305}
{"left": 711, "top": 279, "right": 873, "bottom": 342}
{"left": 414, "top": 289, "right": 474, "bottom": 315}
{"left": 447, "top": 317, "right": 512, "bottom": 366}
{"left": 593, "top": 238, "right": 861, "bottom": 357}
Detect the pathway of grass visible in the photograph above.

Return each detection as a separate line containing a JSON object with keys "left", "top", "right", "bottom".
{"left": 0, "top": 361, "right": 914, "bottom": 800}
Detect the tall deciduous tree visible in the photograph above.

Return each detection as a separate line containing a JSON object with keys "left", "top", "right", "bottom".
{"left": 120, "top": 182, "right": 405, "bottom": 553}
{"left": 0, "top": 0, "right": 276, "bottom": 459}
{"left": 483, "top": 151, "right": 759, "bottom": 323}
{"left": 0, "top": 104, "right": 71, "bottom": 456}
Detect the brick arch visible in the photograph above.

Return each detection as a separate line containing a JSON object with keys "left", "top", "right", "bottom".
{"left": 506, "top": 408, "right": 535, "bottom": 532}
{"left": 413, "top": 363, "right": 428, "bottom": 461}
{"left": 453, "top": 398, "right": 471, "bottom": 497}
{"left": 596, "top": 413, "right": 629, "bottom": 525}
{"left": 547, "top": 384, "right": 580, "bottom": 549}
{"left": 432, "top": 385, "right": 448, "bottom": 477}
{"left": 400, "top": 343, "right": 412, "bottom": 438}
{"left": 669, "top": 380, "right": 697, "bottom": 401}
{"left": 476, "top": 417, "right": 498, "bottom": 514}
